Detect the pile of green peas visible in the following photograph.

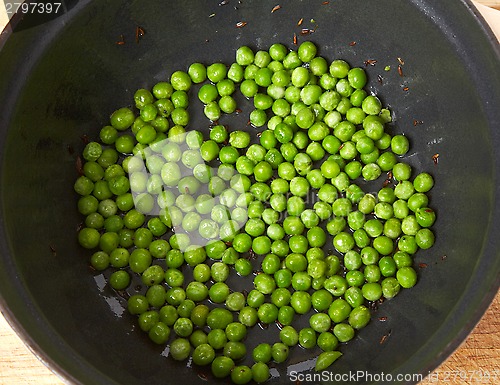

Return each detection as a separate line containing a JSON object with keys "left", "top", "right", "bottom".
{"left": 74, "top": 41, "right": 436, "bottom": 383}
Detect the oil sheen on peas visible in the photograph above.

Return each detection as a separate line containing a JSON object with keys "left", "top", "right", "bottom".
{"left": 74, "top": 41, "right": 436, "bottom": 384}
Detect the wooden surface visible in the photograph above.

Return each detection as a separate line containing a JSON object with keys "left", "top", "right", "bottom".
{"left": 0, "top": 1, "right": 499, "bottom": 385}
{"left": 478, "top": 0, "right": 500, "bottom": 9}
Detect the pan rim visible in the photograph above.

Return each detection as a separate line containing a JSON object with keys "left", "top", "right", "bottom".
{"left": 0, "top": 1, "right": 499, "bottom": 384}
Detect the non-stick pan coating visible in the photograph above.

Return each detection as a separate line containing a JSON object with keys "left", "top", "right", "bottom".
{"left": 0, "top": 1, "right": 499, "bottom": 384}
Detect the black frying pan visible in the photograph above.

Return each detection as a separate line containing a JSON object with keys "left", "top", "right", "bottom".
{"left": 0, "top": 1, "right": 499, "bottom": 384}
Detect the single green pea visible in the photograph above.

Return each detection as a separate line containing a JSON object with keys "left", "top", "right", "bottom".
{"left": 315, "top": 351, "right": 342, "bottom": 372}
{"left": 212, "top": 356, "right": 235, "bottom": 379}
{"left": 169, "top": 338, "right": 191, "bottom": 361}
{"left": 393, "top": 162, "right": 412, "bottom": 181}
{"left": 238, "top": 306, "right": 258, "bottom": 327}
{"left": 190, "top": 304, "right": 210, "bottom": 327}
{"left": 271, "top": 342, "right": 289, "bottom": 363}
{"left": 298, "top": 327, "right": 317, "bottom": 349}
{"left": 348, "top": 305, "right": 371, "bottom": 330}
{"left": 344, "top": 287, "right": 364, "bottom": 308}
{"left": 209, "top": 282, "right": 230, "bottom": 303}
{"left": 166, "top": 287, "right": 186, "bottom": 307}
{"left": 362, "top": 282, "right": 383, "bottom": 301}
{"left": 397, "top": 266, "right": 418, "bottom": 288}
{"left": 398, "top": 235, "right": 418, "bottom": 254}
{"left": 171, "top": 70, "right": 192, "bottom": 91}
{"left": 317, "top": 332, "right": 339, "bottom": 352}
{"left": 280, "top": 326, "right": 299, "bottom": 347}
{"left": 401, "top": 215, "right": 421, "bottom": 236}
{"left": 310, "top": 313, "right": 332, "bottom": 333}
{"left": 109, "top": 270, "right": 130, "bottom": 290}
{"left": 127, "top": 295, "right": 149, "bottom": 315}
{"left": 138, "top": 311, "right": 160, "bottom": 332}
{"left": 231, "top": 365, "right": 253, "bottom": 385}
{"left": 235, "top": 258, "right": 253, "bottom": 276}
{"left": 328, "top": 298, "right": 352, "bottom": 324}
{"left": 252, "top": 362, "right": 270, "bottom": 384}
{"left": 148, "top": 322, "right": 171, "bottom": 345}
{"left": 225, "top": 322, "right": 247, "bottom": 342}
{"left": 228, "top": 62, "right": 244, "bottom": 83}
{"left": 277, "top": 305, "right": 295, "bottom": 326}
{"left": 236, "top": 45, "right": 255, "bottom": 65}
{"left": 207, "top": 329, "right": 227, "bottom": 350}
{"left": 190, "top": 329, "right": 208, "bottom": 348}
{"left": 110, "top": 108, "right": 136, "bottom": 130}
{"left": 187, "top": 62, "right": 207, "bottom": 83}
{"left": 224, "top": 341, "right": 247, "bottom": 361}
{"left": 226, "top": 292, "right": 246, "bottom": 312}
{"left": 78, "top": 227, "right": 100, "bottom": 249}
{"left": 290, "top": 291, "right": 311, "bottom": 314}
{"left": 159, "top": 305, "right": 179, "bottom": 326}
{"left": 413, "top": 172, "right": 434, "bottom": 192}
{"left": 333, "top": 323, "right": 355, "bottom": 343}
{"left": 415, "top": 228, "right": 435, "bottom": 249}
{"left": 253, "top": 343, "right": 272, "bottom": 363}
{"left": 186, "top": 282, "right": 209, "bottom": 302}
{"left": 382, "top": 277, "right": 401, "bottom": 298}
{"left": 416, "top": 207, "right": 436, "bottom": 227}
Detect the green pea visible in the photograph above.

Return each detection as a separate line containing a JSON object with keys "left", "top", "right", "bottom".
{"left": 290, "top": 291, "right": 311, "bottom": 314}
{"left": 235, "top": 258, "right": 253, "bottom": 276}
{"left": 238, "top": 307, "right": 258, "bottom": 327}
{"left": 413, "top": 172, "right": 434, "bottom": 192}
{"left": 317, "top": 332, "right": 339, "bottom": 352}
{"left": 379, "top": 256, "right": 397, "bottom": 277}
{"left": 416, "top": 207, "right": 436, "bottom": 227}
{"left": 279, "top": 325, "right": 299, "bottom": 347}
{"left": 397, "top": 266, "right": 418, "bottom": 288}
{"left": 211, "top": 356, "right": 235, "bottom": 379}
{"left": 344, "top": 287, "right": 364, "bottom": 308}
{"left": 224, "top": 341, "right": 247, "bottom": 361}
{"left": 309, "top": 313, "right": 332, "bottom": 333}
{"left": 138, "top": 310, "right": 160, "bottom": 332}
{"left": 416, "top": 228, "right": 435, "bottom": 249}
{"left": 207, "top": 329, "right": 227, "bottom": 350}
{"left": 170, "top": 70, "right": 192, "bottom": 91}
{"left": 228, "top": 63, "right": 244, "bottom": 82}
{"left": 109, "top": 270, "right": 130, "bottom": 290}
{"left": 333, "top": 323, "right": 355, "bottom": 343}
{"left": 186, "top": 282, "right": 209, "bottom": 302}
{"left": 231, "top": 366, "right": 253, "bottom": 385}
{"left": 192, "top": 344, "right": 215, "bottom": 366}
{"left": 382, "top": 277, "right": 401, "bottom": 298}
{"left": 209, "top": 282, "right": 230, "bottom": 303}
{"left": 127, "top": 295, "right": 149, "bottom": 315}
{"left": 252, "top": 362, "right": 270, "bottom": 384}
{"left": 252, "top": 343, "right": 272, "bottom": 364}
{"left": 362, "top": 282, "right": 383, "bottom": 301}
{"left": 207, "top": 308, "right": 233, "bottom": 330}
{"left": 148, "top": 322, "right": 170, "bottom": 345}
{"left": 169, "top": 338, "right": 191, "bottom": 361}
{"left": 315, "top": 351, "right": 342, "bottom": 372}
{"left": 190, "top": 304, "right": 210, "bottom": 327}
{"left": 393, "top": 251, "right": 413, "bottom": 268}
{"left": 189, "top": 329, "right": 208, "bottom": 348}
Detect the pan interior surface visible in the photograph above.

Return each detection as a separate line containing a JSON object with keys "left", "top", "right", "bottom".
{"left": 0, "top": 1, "right": 499, "bottom": 384}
